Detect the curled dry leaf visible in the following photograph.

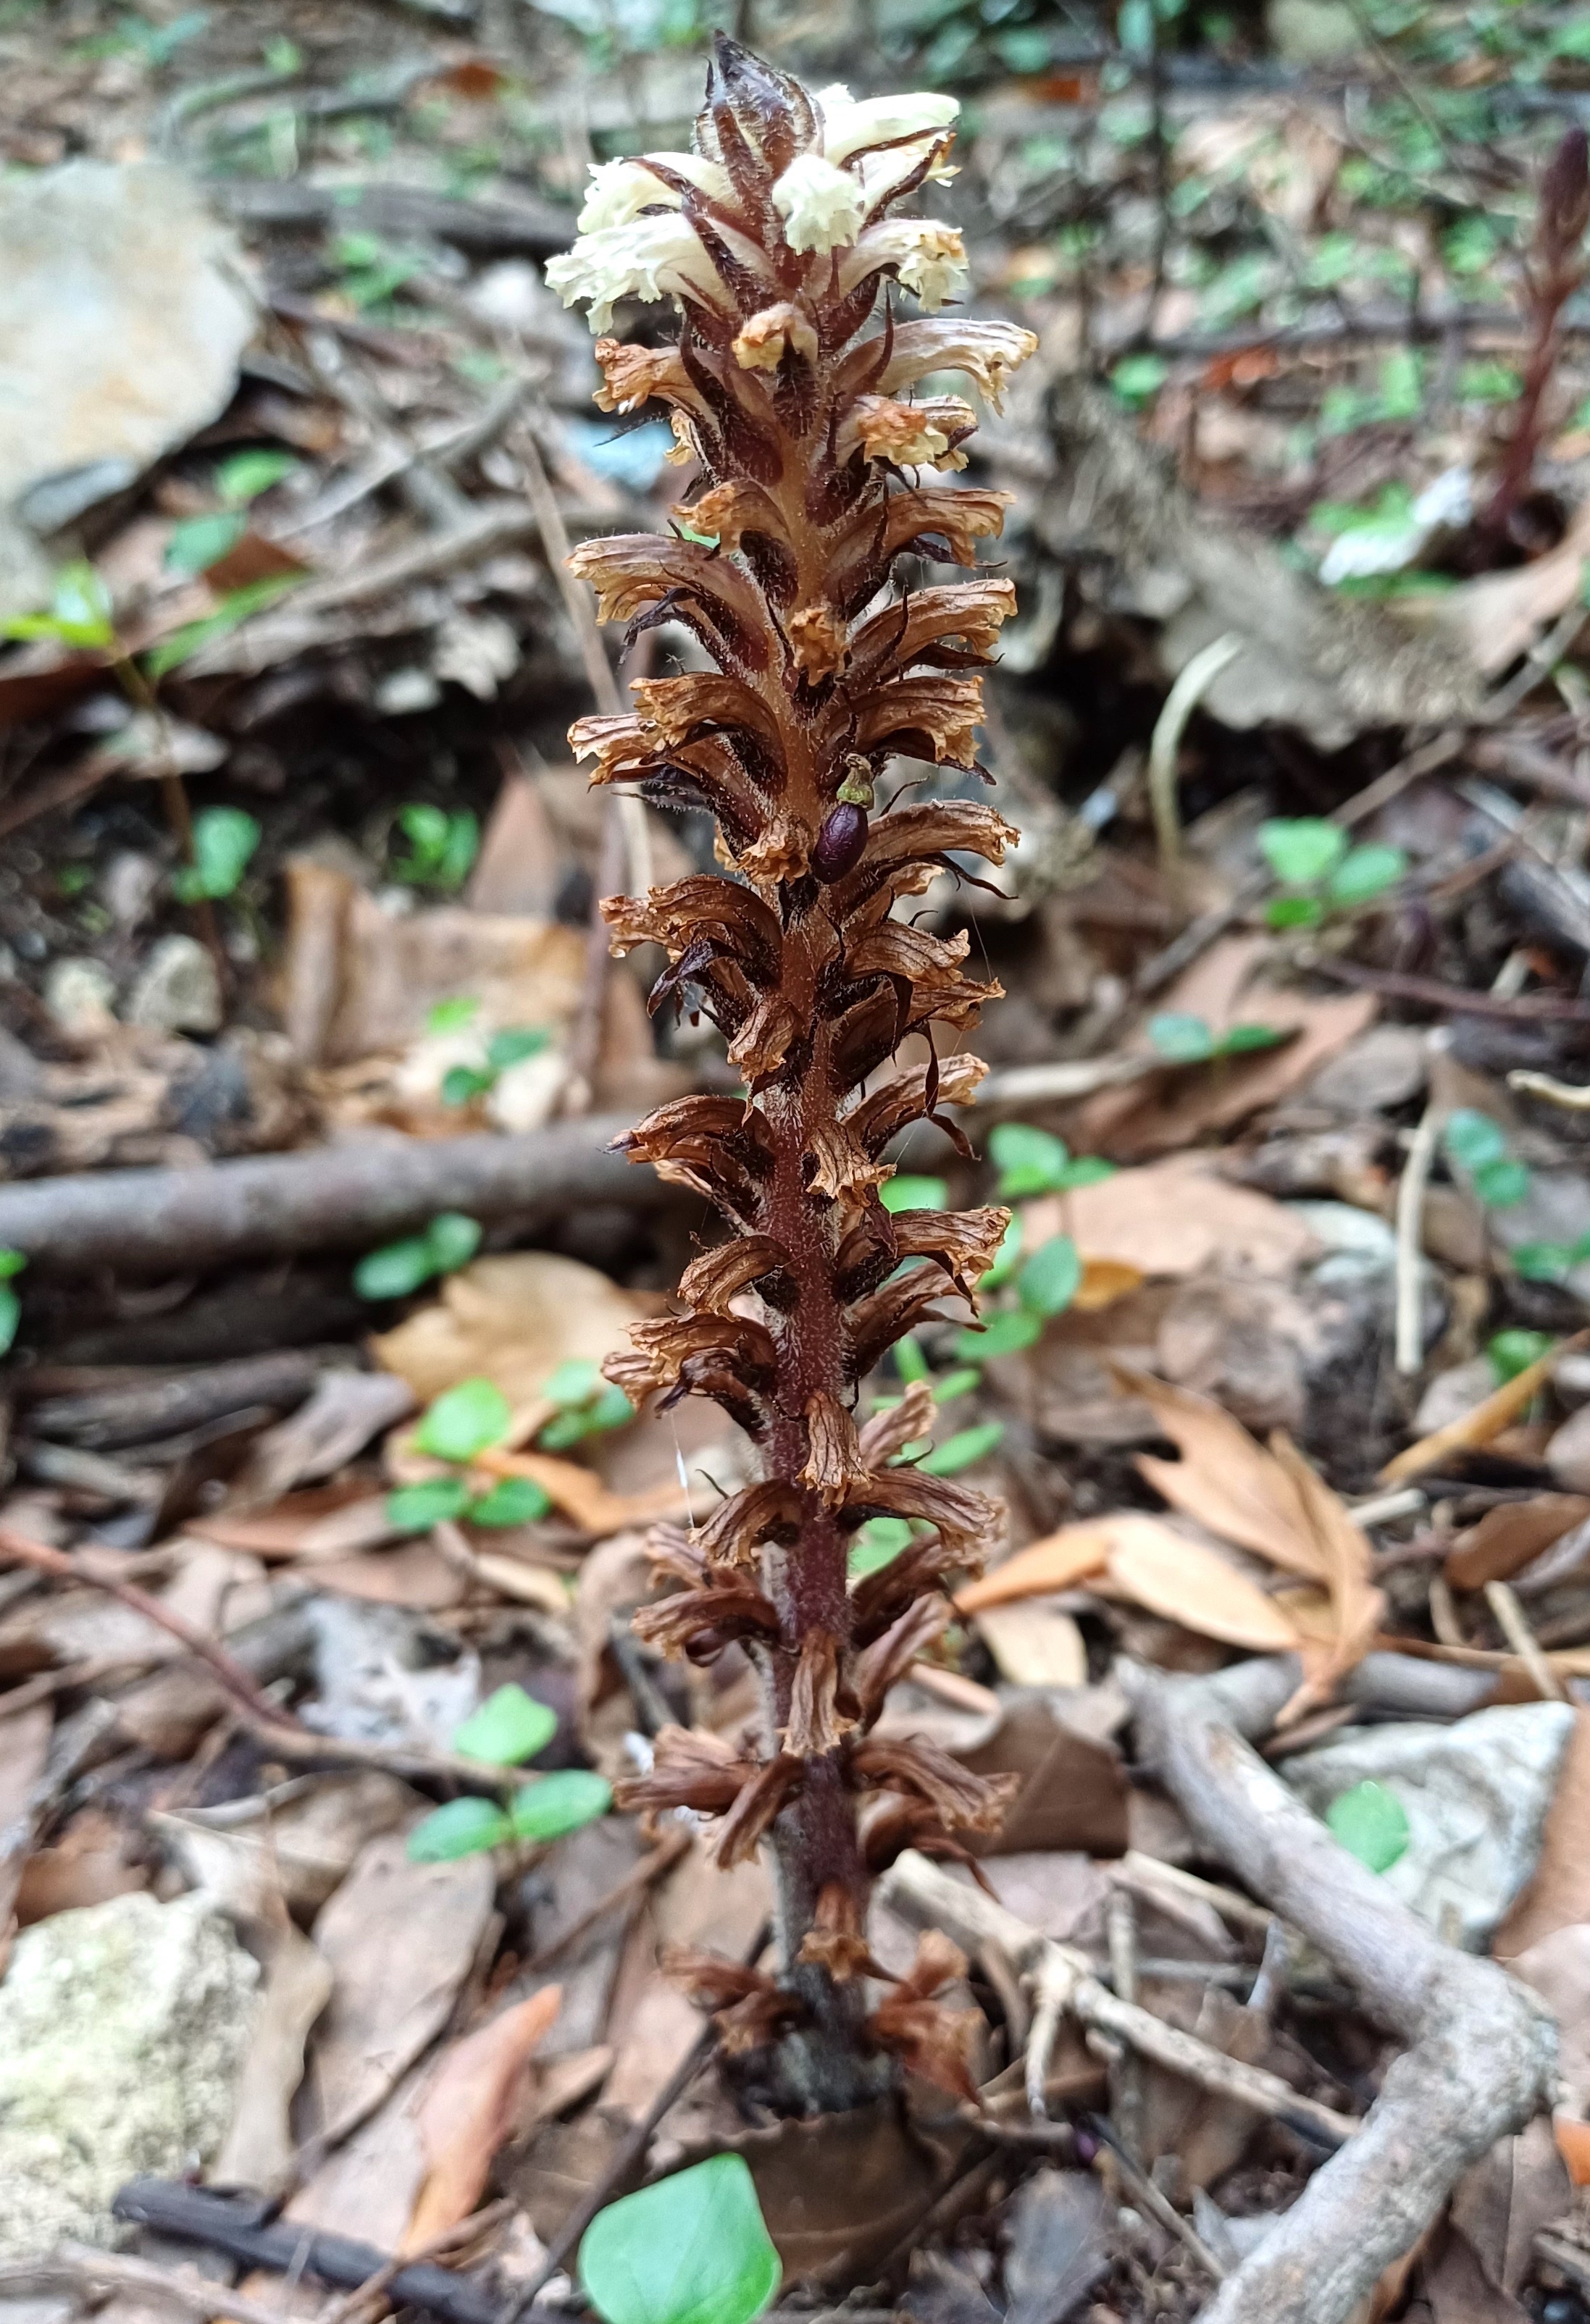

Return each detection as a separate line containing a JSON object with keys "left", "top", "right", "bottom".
{"left": 373, "top": 1252, "right": 648, "bottom": 1411}
{"left": 954, "top": 1522, "right": 1113, "bottom": 1613}
{"left": 1100, "top": 1512, "right": 1302, "bottom": 1653}
{"left": 404, "top": 1984, "right": 562, "bottom": 2249}
{"left": 1027, "top": 1152, "right": 1318, "bottom": 1283}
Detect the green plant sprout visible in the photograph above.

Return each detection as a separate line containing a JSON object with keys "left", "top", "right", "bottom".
{"left": 172, "top": 806, "right": 261, "bottom": 902}
{"left": 331, "top": 230, "right": 430, "bottom": 311}
{"left": 1443, "top": 1110, "right": 1533, "bottom": 1212}
{"left": 1513, "top": 1228, "right": 1590, "bottom": 1286}
{"left": 165, "top": 450, "right": 298, "bottom": 577}
{"left": 406, "top": 1682, "right": 611, "bottom": 1863}
{"left": 1260, "top": 819, "right": 1408, "bottom": 928}
{"left": 0, "top": 1250, "right": 25, "bottom": 1356}
{"left": 1147, "top": 1013, "right": 1287, "bottom": 1064}
{"left": 578, "top": 2153, "right": 779, "bottom": 2324}
{"left": 536, "top": 1359, "right": 635, "bottom": 1451}
{"left": 355, "top": 1212, "right": 482, "bottom": 1300}
{"left": 1487, "top": 1328, "right": 1556, "bottom": 1386}
{"left": 391, "top": 803, "right": 480, "bottom": 892}
{"left": 1326, "top": 1779, "right": 1409, "bottom": 1874}
{"left": 441, "top": 1026, "right": 552, "bottom": 1108}
{"left": 987, "top": 1121, "right": 1116, "bottom": 1199}
{"left": 388, "top": 1377, "right": 553, "bottom": 1535}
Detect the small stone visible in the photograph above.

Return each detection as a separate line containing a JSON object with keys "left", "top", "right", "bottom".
{"left": 1285, "top": 1702, "right": 1576, "bottom": 1950}
{"left": 1303, "top": 1025, "right": 1428, "bottom": 1115}
{"left": 1548, "top": 1403, "right": 1590, "bottom": 1493}
{"left": 101, "top": 849, "right": 162, "bottom": 928}
{"left": 0, "top": 1889, "right": 259, "bottom": 2256}
{"left": 43, "top": 955, "right": 117, "bottom": 1034}
{"left": 125, "top": 932, "right": 222, "bottom": 1033}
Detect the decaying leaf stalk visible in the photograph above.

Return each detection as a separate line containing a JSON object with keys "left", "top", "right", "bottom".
{"left": 548, "top": 41, "right": 1037, "bottom": 2110}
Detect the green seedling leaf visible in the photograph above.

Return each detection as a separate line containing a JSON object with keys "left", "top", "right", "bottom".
{"left": 0, "top": 1249, "right": 26, "bottom": 1281}
{"left": 469, "top": 1476, "right": 554, "bottom": 1527}
{"left": 1055, "top": 1154, "right": 1117, "bottom": 1187}
{"left": 387, "top": 1477, "right": 473, "bottom": 1532}
{"left": 1265, "top": 894, "right": 1325, "bottom": 929}
{"left": 988, "top": 1121, "right": 1071, "bottom": 1199}
{"left": 165, "top": 511, "right": 248, "bottom": 576}
{"left": 1443, "top": 1109, "right": 1509, "bottom": 1174}
{"left": 441, "top": 1065, "right": 494, "bottom": 1107}
{"left": 981, "top": 1216, "right": 1023, "bottom": 1289}
{"left": 1488, "top": 1329, "right": 1555, "bottom": 1385}
{"left": 438, "top": 810, "right": 480, "bottom": 890}
{"left": 416, "top": 1377, "right": 513, "bottom": 1464}
{"left": 1018, "top": 1233, "right": 1081, "bottom": 1318}
{"left": 1472, "top": 1158, "right": 1532, "bottom": 1210}
{"left": 0, "top": 1283, "right": 19, "bottom": 1356}
{"left": 2, "top": 561, "right": 117, "bottom": 650}
{"left": 932, "top": 1366, "right": 982, "bottom": 1404}
{"left": 538, "top": 1385, "right": 634, "bottom": 1451}
{"left": 1326, "top": 842, "right": 1407, "bottom": 909}
{"left": 215, "top": 449, "right": 298, "bottom": 506}
{"left": 511, "top": 1770, "right": 613, "bottom": 1842}
{"left": 920, "top": 1421, "right": 1005, "bottom": 1474}
{"left": 958, "top": 1309, "right": 1043, "bottom": 1359}
{"left": 1325, "top": 1779, "right": 1409, "bottom": 1874}
{"left": 1148, "top": 1012, "right": 1215, "bottom": 1062}
{"left": 172, "top": 806, "right": 261, "bottom": 902}
{"left": 427, "top": 996, "right": 480, "bottom": 1033}
{"left": 356, "top": 1236, "right": 436, "bottom": 1299}
{"left": 454, "top": 1684, "right": 556, "bottom": 1766}
{"left": 143, "top": 574, "right": 302, "bottom": 677}
{"left": 1514, "top": 1241, "right": 1577, "bottom": 1284}
{"left": 1218, "top": 1023, "right": 1286, "bottom": 1055}
{"left": 579, "top": 2152, "right": 779, "bottom": 2324}
{"left": 1259, "top": 818, "right": 1348, "bottom": 888}
{"left": 487, "top": 1026, "right": 552, "bottom": 1072}
{"left": 1109, "top": 352, "right": 1168, "bottom": 410}
{"left": 426, "top": 1212, "right": 482, "bottom": 1275}
{"left": 895, "top": 1335, "right": 931, "bottom": 1385}
{"left": 544, "top": 1359, "right": 607, "bottom": 1407}
{"left": 881, "top": 1174, "right": 948, "bottom": 1213}
{"left": 406, "top": 1796, "right": 511, "bottom": 1863}
{"left": 848, "top": 1517, "right": 915, "bottom": 1577}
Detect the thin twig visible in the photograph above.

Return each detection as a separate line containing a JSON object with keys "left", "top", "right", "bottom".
{"left": 1509, "top": 1067, "right": 1590, "bottom": 1110}
{"left": 0, "top": 1526, "right": 298, "bottom": 1731}
{"left": 319, "top": 2202, "right": 516, "bottom": 2324}
{"left": 1147, "top": 634, "right": 1242, "bottom": 877}
{"left": 524, "top": 1827, "right": 692, "bottom": 1972}
{"left": 1088, "top": 2116, "right": 1227, "bottom": 2281}
{"left": 1105, "top": 1886, "right": 1145, "bottom": 2163}
{"left": 1308, "top": 956, "right": 1590, "bottom": 1023}
{"left": 1394, "top": 1096, "right": 1444, "bottom": 1375}
{"left": 1484, "top": 1580, "right": 1568, "bottom": 1701}
{"left": 4, "top": 2244, "right": 301, "bottom": 2324}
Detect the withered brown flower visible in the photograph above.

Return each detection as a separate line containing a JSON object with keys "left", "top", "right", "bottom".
{"left": 554, "top": 37, "right": 1035, "bottom": 2113}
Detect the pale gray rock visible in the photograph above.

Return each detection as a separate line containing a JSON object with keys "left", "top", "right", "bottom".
{"left": 1547, "top": 1403, "right": 1590, "bottom": 1493}
{"left": 1285, "top": 1703, "right": 1576, "bottom": 1950}
{"left": 125, "top": 933, "right": 222, "bottom": 1035}
{"left": 0, "top": 162, "right": 254, "bottom": 611}
{"left": 0, "top": 1891, "right": 259, "bottom": 2257}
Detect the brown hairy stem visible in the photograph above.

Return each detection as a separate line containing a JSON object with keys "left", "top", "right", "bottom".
{"left": 551, "top": 38, "right": 1037, "bottom": 2110}
{"left": 1484, "top": 125, "right": 1589, "bottom": 543}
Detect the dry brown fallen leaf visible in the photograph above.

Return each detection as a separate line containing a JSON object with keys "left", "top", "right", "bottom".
{"left": 1433, "top": 496, "right": 1590, "bottom": 676}
{"left": 1381, "top": 1333, "right": 1590, "bottom": 1485}
{"left": 1494, "top": 1708, "right": 1590, "bottom": 1958}
{"left": 374, "top": 1252, "right": 648, "bottom": 1410}
{"left": 1445, "top": 1495, "right": 1590, "bottom": 1593}
{"left": 1112, "top": 1365, "right": 1382, "bottom": 1713}
{"left": 973, "top": 1602, "right": 1088, "bottom": 1687}
{"left": 404, "top": 1985, "right": 562, "bottom": 2250}
{"left": 474, "top": 1445, "right": 690, "bottom": 1535}
{"left": 1026, "top": 1152, "right": 1320, "bottom": 1283}
{"left": 954, "top": 1522, "right": 1113, "bottom": 1613}
{"left": 1100, "top": 1511, "right": 1302, "bottom": 1653}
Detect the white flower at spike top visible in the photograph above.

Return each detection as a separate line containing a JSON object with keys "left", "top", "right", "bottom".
{"left": 771, "top": 152, "right": 866, "bottom": 256}
{"left": 551, "top": 79, "right": 967, "bottom": 329}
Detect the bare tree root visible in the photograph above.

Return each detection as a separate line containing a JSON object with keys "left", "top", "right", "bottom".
{"left": 1123, "top": 1654, "right": 1558, "bottom": 2324}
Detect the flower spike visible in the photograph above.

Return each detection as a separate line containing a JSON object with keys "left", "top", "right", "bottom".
{"left": 557, "top": 36, "right": 1034, "bottom": 2115}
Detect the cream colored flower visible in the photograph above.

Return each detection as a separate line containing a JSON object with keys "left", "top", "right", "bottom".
{"left": 845, "top": 393, "right": 975, "bottom": 469}
{"left": 577, "top": 151, "right": 731, "bottom": 232}
{"left": 772, "top": 152, "right": 866, "bottom": 255}
{"left": 877, "top": 319, "right": 1039, "bottom": 411}
{"left": 815, "top": 85, "right": 959, "bottom": 164}
{"left": 842, "top": 219, "right": 968, "bottom": 311}
{"left": 732, "top": 301, "right": 820, "bottom": 372}
{"left": 545, "top": 214, "right": 720, "bottom": 332}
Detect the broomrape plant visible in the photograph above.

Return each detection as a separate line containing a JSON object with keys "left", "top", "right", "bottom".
{"left": 550, "top": 40, "right": 1037, "bottom": 2112}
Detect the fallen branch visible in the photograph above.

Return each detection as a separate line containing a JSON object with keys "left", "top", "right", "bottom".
{"left": 109, "top": 2181, "right": 560, "bottom": 2324}
{"left": 1121, "top": 1655, "right": 1557, "bottom": 2324}
{"left": 1, "top": 2243, "right": 322, "bottom": 2324}
{"left": 0, "top": 1113, "right": 669, "bottom": 1277}
{"left": 878, "top": 1853, "right": 1358, "bottom": 2149}
{"left": 1307, "top": 956, "right": 1590, "bottom": 1022}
